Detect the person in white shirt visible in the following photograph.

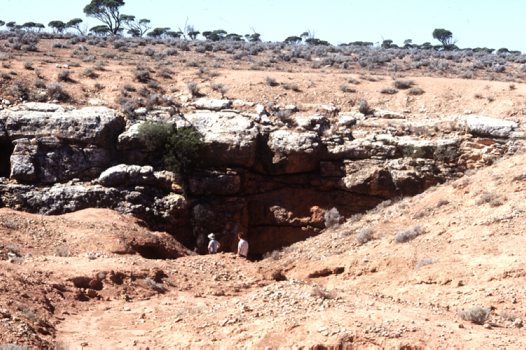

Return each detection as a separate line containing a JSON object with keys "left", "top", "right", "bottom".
{"left": 237, "top": 233, "right": 249, "bottom": 258}
{"left": 207, "top": 233, "right": 220, "bottom": 254}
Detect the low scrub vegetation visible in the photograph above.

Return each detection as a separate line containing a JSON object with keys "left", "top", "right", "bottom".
{"left": 265, "top": 76, "right": 279, "bottom": 87}
{"left": 47, "top": 83, "right": 71, "bottom": 101}
{"left": 356, "top": 227, "right": 373, "bottom": 245}
{"left": 459, "top": 306, "right": 491, "bottom": 325}
{"left": 380, "top": 87, "right": 398, "bottom": 94}
{"left": 475, "top": 191, "right": 504, "bottom": 207}
{"left": 324, "top": 207, "right": 342, "bottom": 228}
{"left": 186, "top": 81, "right": 202, "bottom": 97}
{"left": 394, "top": 79, "right": 414, "bottom": 89}
{"left": 395, "top": 224, "right": 425, "bottom": 243}
{"left": 408, "top": 87, "right": 425, "bottom": 95}
{"left": 358, "top": 99, "right": 372, "bottom": 115}
{"left": 415, "top": 257, "right": 434, "bottom": 268}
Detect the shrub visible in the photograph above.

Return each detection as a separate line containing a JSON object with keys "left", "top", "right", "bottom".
{"left": 9, "top": 80, "right": 30, "bottom": 100}
{"left": 187, "top": 81, "right": 202, "bottom": 97}
{"left": 10, "top": 32, "right": 39, "bottom": 51}
{"left": 47, "top": 83, "right": 71, "bottom": 102}
{"left": 265, "top": 76, "right": 279, "bottom": 87}
{"left": 310, "top": 286, "right": 336, "bottom": 300}
{"left": 356, "top": 227, "right": 373, "bottom": 245}
{"left": 134, "top": 67, "right": 151, "bottom": 83}
{"left": 122, "top": 84, "right": 136, "bottom": 92}
{"left": 57, "top": 70, "right": 73, "bottom": 82}
{"left": 408, "top": 87, "right": 425, "bottom": 95}
{"left": 138, "top": 122, "right": 204, "bottom": 175}
{"left": 381, "top": 87, "right": 398, "bottom": 94}
{"left": 34, "top": 79, "right": 46, "bottom": 89}
{"left": 358, "top": 99, "right": 372, "bottom": 115}
{"left": 82, "top": 68, "right": 98, "bottom": 79}
{"left": 211, "top": 83, "right": 227, "bottom": 97}
{"left": 282, "top": 83, "right": 301, "bottom": 92}
{"left": 460, "top": 306, "right": 491, "bottom": 325}
{"left": 394, "top": 79, "right": 414, "bottom": 89}
{"left": 476, "top": 192, "right": 503, "bottom": 207}
{"left": 118, "top": 96, "right": 140, "bottom": 117}
{"left": 395, "top": 224, "right": 425, "bottom": 243}
{"left": 415, "top": 258, "right": 434, "bottom": 268}
{"left": 324, "top": 207, "right": 342, "bottom": 228}
{"left": 339, "top": 84, "right": 356, "bottom": 93}
{"left": 52, "top": 42, "right": 68, "bottom": 49}
{"left": 143, "top": 277, "right": 167, "bottom": 293}
{"left": 94, "top": 62, "right": 106, "bottom": 71}
{"left": 144, "top": 47, "right": 156, "bottom": 57}
{"left": 158, "top": 67, "right": 174, "bottom": 79}
{"left": 164, "top": 48, "right": 178, "bottom": 56}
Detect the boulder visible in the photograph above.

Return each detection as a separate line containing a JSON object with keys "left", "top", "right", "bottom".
{"left": 3, "top": 106, "right": 124, "bottom": 148}
{"left": 255, "top": 104, "right": 267, "bottom": 116}
{"left": 153, "top": 193, "right": 187, "bottom": 219}
{"left": 2, "top": 106, "right": 125, "bottom": 183}
{"left": 10, "top": 137, "right": 111, "bottom": 184}
{"left": 337, "top": 114, "right": 358, "bottom": 129}
{"left": 266, "top": 129, "right": 323, "bottom": 174}
{"left": 388, "top": 158, "right": 442, "bottom": 195}
{"left": 185, "top": 111, "right": 259, "bottom": 168}
{"left": 466, "top": 115, "right": 518, "bottom": 138}
{"left": 9, "top": 139, "right": 37, "bottom": 182}
{"left": 116, "top": 123, "right": 149, "bottom": 164}
{"left": 20, "top": 183, "right": 121, "bottom": 215}
{"left": 194, "top": 98, "right": 232, "bottom": 111}
{"left": 97, "top": 164, "right": 176, "bottom": 191}
{"left": 295, "top": 115, "right": 330, "bottom": 132}
{"left": 341, "top": 160, "right": 396, "bottom": 197}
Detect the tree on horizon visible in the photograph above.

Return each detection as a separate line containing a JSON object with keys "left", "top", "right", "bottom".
{"left": 84, "top": 0, "right": 125, "bottom": 35}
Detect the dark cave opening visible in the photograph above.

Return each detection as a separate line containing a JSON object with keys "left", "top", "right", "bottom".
{"left": 0, "top": 139, "right": 13, "bottom": 178}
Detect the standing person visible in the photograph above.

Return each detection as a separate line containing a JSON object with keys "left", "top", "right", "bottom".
{"left": 208, "top": 233, "right": 220, "bottom": 254}
{"left": 237, "top": 233, "right": 249, "bottom": 258}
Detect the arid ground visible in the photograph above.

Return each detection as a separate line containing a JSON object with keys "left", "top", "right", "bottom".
{"left": 1, "top": 35, "right": 526, "bottom": 348}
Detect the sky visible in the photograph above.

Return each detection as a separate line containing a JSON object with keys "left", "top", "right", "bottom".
{"left": 2, "top": 0, "right": 525, "bottom": 52}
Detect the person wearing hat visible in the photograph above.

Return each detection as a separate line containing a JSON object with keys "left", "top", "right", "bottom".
{"left": 208, "top": 233, "right": 220, "bottom": 254}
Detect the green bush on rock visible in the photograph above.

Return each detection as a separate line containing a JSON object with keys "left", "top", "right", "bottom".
{"left": 138, "top": 121, "right": 204, "bottom": 175}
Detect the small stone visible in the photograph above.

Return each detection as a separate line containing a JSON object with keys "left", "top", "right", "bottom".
{"left": 134, "top": 107, "right": 148, "bottom": 116}
{"left": 458, "top": 323, "right": 464, "bottom": 329}
{"left": 255, "top": 104, "right": 266, "bottom": 115}
{"left": 483, "top": 323, "right": 492, "bottom": 329}
{"left": 513, "top": 318, "right": 523, "bottom": 328}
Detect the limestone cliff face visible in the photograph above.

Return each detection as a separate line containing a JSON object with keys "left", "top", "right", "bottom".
{"left": 0, "top": 102, "right": 522, "bottom": 256}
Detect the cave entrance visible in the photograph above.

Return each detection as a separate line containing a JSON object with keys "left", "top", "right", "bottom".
{"left": 0, "top": 139, "right": 13, "bottom": 178}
